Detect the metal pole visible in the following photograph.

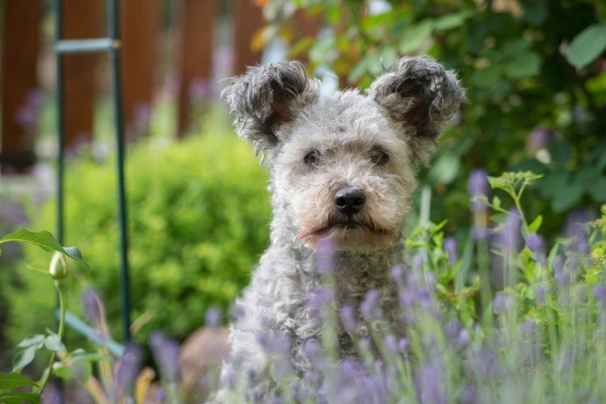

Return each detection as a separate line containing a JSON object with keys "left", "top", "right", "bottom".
{"left": 54, "top": 0, "right": 65, "bottom": 245}
{"left": 108, "top": 0, "right": 131, "bottom": 342}
{"left": 53, "top": 1, "right": 66, "bottom": 402}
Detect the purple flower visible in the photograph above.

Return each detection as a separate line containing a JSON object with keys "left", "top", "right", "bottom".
{"left": 308, "top": 286, "right": 335, "bottom": 313}
{"left": 383, "top": 334, "right": 398, "bottom": 353}
{"left": 81, "top": 288, "right": 102, "bottom": 323}
{"left": 553, "top": 255, "right": 570, "bottom": 287}
{"left": 316, "top": 237, "right": 336, "bottom": 274}
{"left": 213, "top": 46, "right": 235, "bottom": 81}
{"left": 473, "top": 350, "right": 499, "bottom": 379}
{"left": 413, "top": 254, "right": 424, "bottom": 272}
{"left": 0, "top": 201, "right": 29, "bottom": 227}
{"left": 256, "top": 332, "right": 291, "bottom": 355}
{"left": 493, "top": 292, "right": 514, "bottom": 314}
{"left": 361, "top": 289, "right": 382, "bottom": 319}
{"left": 535, "top": 284, "right": 546, "bottom": 305}
{"left": 459, "top": 384, "right": 477, "bottom": 404}
{"left": 188, "top": 77, "right": 210, "bottom": 105}
{"left": 444, "top": 320, "right": 461, "bottom": 340}
{"left": 519, "top": 320, "right": 537, "bottom": 337}
{"left": 526, "top": 233, "right": 546, "bottom": 265}
{"left": 457, "top": 329, "right": 470, "bottom": 347}
{"left": 526, "top": 126, "right": 553, "bottom": 156}
{"left": 14, "top": 88, "right": 45, "bottom": 134}
{"left": 115, "top": 343, "right": 143, "bottom": 398}
{"left": 398, "top": 338, "right": 409, "bottom": 353}
{"left": 390, "top": 265, "right": 404, "bottom": 282}
{"left": 417, "top": 362, "right": 447, "bottom": 404}
{"left": 468, "top": 169, "right": 490, "bottom": 211}
{"left": 26, "top": 89, "right": 45, "bottom": 108}
{"left": 149, "top": 331, "right": 180, "bottom": 382}
{"left": 156, "top": 388, "right": 167, "bottom": 403}
{"left": 564, "top": 208, "right": 591, "bottom": 257}
{"left": 501, "top": 209, "right": 522, "bottom": 251}
{"left": 339, "top": 304, "right": 357, "bottom": 333}
{"left": 302, "top": 338, "right": 323, "bottom": 366}
{"left": 593, "top": 284, "right": 606, "bottom": 310}
{"left": 443, "top": 237, "right": 458, "bottom": 264}
{"left": 205, "top": 306, "right": 222, "bottom": 328}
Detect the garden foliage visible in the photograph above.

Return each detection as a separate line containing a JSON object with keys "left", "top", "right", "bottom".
{"left": 264, "top": 0, "right": 606, "bottom": 239}
{"left": 213, "top": 172, "right": 606, "bottom": 403}
{"left": 6, "top": 117, "right": 271, "bottom": 345}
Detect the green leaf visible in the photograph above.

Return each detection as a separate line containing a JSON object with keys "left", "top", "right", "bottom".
{"left": 379, "top": 46, "right": 398, "bottom": 71}
{"left": 53, "top": 360, "right": 92, "bottom": 385}
{"left": 309, "top": 36, "right": 336, "bottom": 63}
{"left": 67, "top": 350, "right": 113, "bottom": 364}
{"left": 348, "top": 58, "right": 370, "bottom": 83}
{"left": 0, "top": 391, "right": 39, "bottom": 404}
{"left": 528, "top": 215, "right": 543, "bottom": 233}
{"left": 0, "top": 372, "right": 38, "bottom": 390}
{"left": 433, "top": 10, "right": 474, "bottom": 31}
{"left": 44, "top": 335, "right": 66, "bottom": 352}
{"left": 538, "top": 171, "right": 568, "bottom": 199}
{"left": 472, "top": 64, "right": 502, "bottom": 87}
{"left": 429, "top": 152, "right": 460, "bottom": 184}
{"left": 12, "top": 347, "right": 37, "bottom": 372}
{"left": 0, "top": 228, "right": 88, "bottom": 267}
{"left": 504, "top": 52, "right": 540, "bottom": 79}
{"left": 399, "top": 20, "right": 433, "bottom": 53}
{"left": 567, "top": 23, "right": 606, "bottom": 69}
{"left": 588, "top": 177, "right": 606, "bottom": 202}
{"left": 499, "top": 39, "right": 533, "bottom": 59}
{"left": 17, "top": 335, "right": 45, "bottom": 349}
{"left": 551, "top": 182, "right": 584, "bottom": 213}
{"left": 549, "top": 141, "right": 572, "bottom": 166}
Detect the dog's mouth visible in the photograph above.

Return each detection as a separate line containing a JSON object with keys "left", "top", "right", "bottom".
{"left": 316, "top": 220, "right": 391, "bottom": 236}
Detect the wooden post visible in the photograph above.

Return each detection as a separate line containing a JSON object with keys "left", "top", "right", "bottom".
{"left": 0, "top": 1, "right": 42, "bottom": 174}
{"left": 121, "top": 0, "right": 162, "bottom": 141}
{"left": 176, "top": 0, "right": 217, "bottom": 136}
{"left": 233, "top": 0, "right": 264, "bottom": 75}
{"left": 61, "top": 0, "right": 102, "bottom": 150}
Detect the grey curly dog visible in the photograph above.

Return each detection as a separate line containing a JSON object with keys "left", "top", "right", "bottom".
{"left": 213, "top": 56, "right": 466, "bottom": 401}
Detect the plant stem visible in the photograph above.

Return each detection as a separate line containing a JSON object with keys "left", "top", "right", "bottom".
{"left": 36, "top": 279, "right": 67, "bottom": 394}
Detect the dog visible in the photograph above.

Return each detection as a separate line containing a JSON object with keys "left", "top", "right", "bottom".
{"left": 213, "top": 56, "right": 466, "bottom": 401}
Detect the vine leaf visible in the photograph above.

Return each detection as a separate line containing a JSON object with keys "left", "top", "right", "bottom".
{"left": 0, "top": 228, "right": 88, "bottom": 267}
{"left": 567, "top": 23, "right": 606, "bottom": 69}
{"left": 0, "top": 372, "right": 38, "bottom": 390}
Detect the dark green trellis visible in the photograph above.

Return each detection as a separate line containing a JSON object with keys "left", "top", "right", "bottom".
{"left": 53, "top": 0, "right": 131, "bottom": 342}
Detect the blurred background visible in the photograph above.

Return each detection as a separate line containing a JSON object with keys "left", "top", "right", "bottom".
{"left": 0, "top": 0, "right": 605, "bottom": 400}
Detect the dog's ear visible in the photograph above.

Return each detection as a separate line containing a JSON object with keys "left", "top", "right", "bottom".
{"left": 368, "top": 56, "right": 467, "bottom": 165}
{"left": 221, "top": 61, "right": 320, "bottom": 155}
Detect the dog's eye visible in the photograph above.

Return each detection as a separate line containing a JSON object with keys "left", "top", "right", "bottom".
{"left": 304, "top": 150, "right": 321, "bottom": 166}
{"left": 370, "top": 147, "right": 389, "bottom": 165}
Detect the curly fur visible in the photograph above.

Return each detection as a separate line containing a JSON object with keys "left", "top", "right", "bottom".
{"left": 212, "top": 56, "right": 465, "bottom": 401}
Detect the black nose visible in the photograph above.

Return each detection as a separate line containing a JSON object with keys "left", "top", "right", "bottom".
{"left": 334, "top": 187, "right": 366, "bottom": 215}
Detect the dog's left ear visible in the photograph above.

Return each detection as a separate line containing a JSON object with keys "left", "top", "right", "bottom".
{"left": 369, "top": 56, "right": 467, "bottom": 164}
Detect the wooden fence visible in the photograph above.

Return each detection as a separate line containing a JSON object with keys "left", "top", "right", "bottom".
{"left": 0, "top": 0, "right": 280, "bottom": 174}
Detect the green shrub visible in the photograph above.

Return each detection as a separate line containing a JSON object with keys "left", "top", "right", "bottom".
{"left": 7, "top": 114, "right": 271, "bottom": 345}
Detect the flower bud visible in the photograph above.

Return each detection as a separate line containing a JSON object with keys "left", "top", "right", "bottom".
{"left": 49, "top": 252, "right": 68, "bottom": 279}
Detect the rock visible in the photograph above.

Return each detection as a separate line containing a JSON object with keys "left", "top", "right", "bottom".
{"left": 179, "top": 327, "right": 230, "bottom": 401}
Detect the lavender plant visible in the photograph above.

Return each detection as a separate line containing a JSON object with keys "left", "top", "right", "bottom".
{"left": 212, "top": 172, "right": 606, "bottom": 403}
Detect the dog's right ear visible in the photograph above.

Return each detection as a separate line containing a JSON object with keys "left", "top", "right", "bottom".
{"left": 221, "top": 61, "right": 320, "bottom": 155}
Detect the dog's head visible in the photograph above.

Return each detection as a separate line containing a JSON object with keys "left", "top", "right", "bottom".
{"left": 222, "top": 56, "right": 466, "bottom": 251}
